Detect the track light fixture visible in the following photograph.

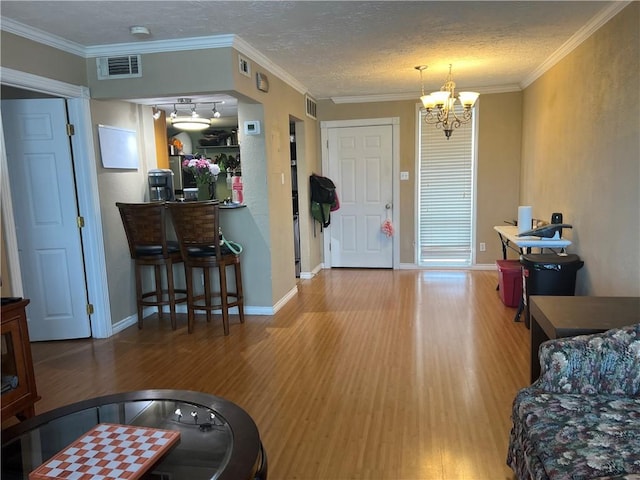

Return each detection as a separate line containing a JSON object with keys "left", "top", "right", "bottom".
{"left": 212, "top": 102, "right": 221, "bottom": 119}
{"left": 152, "top": 98, "right": 230, "bottom": 130}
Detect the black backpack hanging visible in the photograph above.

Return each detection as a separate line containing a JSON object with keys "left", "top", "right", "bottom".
{"left": 310, "top": 174, "right": 337, "bottom": 232}
{"left": 310, "top": 174, "right": 336, "bottom": 205}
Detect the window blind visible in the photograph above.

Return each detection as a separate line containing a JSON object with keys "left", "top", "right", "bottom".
{"left": 418, "top": 108, "right": 474, "bottom": 266}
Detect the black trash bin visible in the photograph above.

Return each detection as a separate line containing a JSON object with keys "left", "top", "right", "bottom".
{"left": 521, "top": 253, "right": 584, "bottom": 328}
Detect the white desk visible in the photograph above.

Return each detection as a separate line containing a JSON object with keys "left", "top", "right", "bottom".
{"left": 494, "top": 225, "right": 573, "bottom": 324}
{"left": 493, "top": 225, "right": 571, "bottom": 258}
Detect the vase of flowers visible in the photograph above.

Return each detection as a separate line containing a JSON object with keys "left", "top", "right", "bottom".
{"left": 182, "top": 157, "right": 220, "bottom": 201}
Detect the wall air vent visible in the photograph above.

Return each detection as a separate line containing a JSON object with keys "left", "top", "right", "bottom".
{"left": 305, "top": 95, "right": 317, "bottom": 120}
{"left": 96, "top": 55, "right": 142, "bottom": 80}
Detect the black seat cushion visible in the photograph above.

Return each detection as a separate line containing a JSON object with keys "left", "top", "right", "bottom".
{"left": 135, "top": 240, "right": 180, "bottom": 256}
{"left": 186, "top": 245, "right": 217, "bottom": 257}
{"left": 186, "top": 245, "right": 241, "bottom": 257}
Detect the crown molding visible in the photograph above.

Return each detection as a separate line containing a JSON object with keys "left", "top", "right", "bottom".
{"left": 520, "top": 1, "right": 631, "bottom": 89}
{"left": 1, "top": 16, "right": 311, "bottom": 97}
{"left": 330, "top": 84, "right": 522, "bottom": 104}
{"left": 88, "top": 35, "right": 310, "bottom": 95}
{"left": 84, "top": 34, "right": 236, "bottom": 57}
{"left": 331, "top": 93, "right": 419, "bottom": 104}
{"left": 1, "top": 17, "right": 86, "bottom": 56}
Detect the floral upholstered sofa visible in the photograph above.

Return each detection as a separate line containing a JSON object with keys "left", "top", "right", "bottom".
{"left": 507, "top": 323, "right": 640, "bottom": 480}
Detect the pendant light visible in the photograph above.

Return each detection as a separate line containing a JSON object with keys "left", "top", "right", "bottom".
{"left": 416, "top": 64, "right": 479, "bottom": 140}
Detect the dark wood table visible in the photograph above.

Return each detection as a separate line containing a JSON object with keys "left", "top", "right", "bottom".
{"left": 529, "top": 296, "right": 640, "bottom": 382}
{"left": 1, "top": 389, "right": 267, "bottom": 480}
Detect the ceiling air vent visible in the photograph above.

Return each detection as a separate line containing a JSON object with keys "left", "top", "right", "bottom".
{"left": 305, "top": 95, "right": 317, "bottom": 120}
{"left": 96, "top": 55, "right": 142, "bottom": 80}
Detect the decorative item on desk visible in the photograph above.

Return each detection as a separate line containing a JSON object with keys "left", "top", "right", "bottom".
{"left": 518, "top": 223, "right": 572, "bottom": 239}
{"left": 517, "top": 206, "right": 533, "bottom": 234}
{"left": 182, "top": 157, "right": 220, "bottom": 200}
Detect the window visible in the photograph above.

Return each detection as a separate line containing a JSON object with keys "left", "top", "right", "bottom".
{"left": 417, "top": 106, "right": 476, "bottom": 266}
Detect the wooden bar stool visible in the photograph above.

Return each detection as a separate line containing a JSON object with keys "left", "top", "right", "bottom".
{"left": 116, "top": 202, "right": 186, "bottom": 329}
{"left": 167, "top": 200, "right": 245, "bottom": 335}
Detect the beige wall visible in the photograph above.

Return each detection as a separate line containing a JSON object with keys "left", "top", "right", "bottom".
{"left": 0, "top": 31, "right": 87, "bottom": 86}
{"left": 87, "top": 48, "right": 236, "bottom": 100}
{"left": 230, "top": 54, "right": 320, "bottom": 303}
{"left": 521, "top": 2, "right": 639, "bottom": 295}
{"left": 317, "top": 92, "right": 523, "bottom": 265}
{"left": 89, "top": 100, "right": 159, "bottom": 323}
{"left": 476, "top": 92, "right": 523, "bottom": 262}
{"left": 86, "top": 46, "right": 318, "bottom": 308}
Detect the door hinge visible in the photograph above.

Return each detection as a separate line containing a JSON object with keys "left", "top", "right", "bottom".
{"left": 77, "top": 216, "right": 85, "bottom": 228}
{"left": 66, "top": 124, "right": 75, "bottom": 136}
{"left": 86, "top": 304, "right": 94, "bottom": 315}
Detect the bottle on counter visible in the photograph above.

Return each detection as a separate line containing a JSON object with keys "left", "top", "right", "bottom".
{"left": 232, "top": 176, "right": 243, "bottom": 204}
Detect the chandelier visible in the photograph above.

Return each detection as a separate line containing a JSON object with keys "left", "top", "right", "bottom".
{"left": 415, "top": 65, "right": 479, "bottom": 140}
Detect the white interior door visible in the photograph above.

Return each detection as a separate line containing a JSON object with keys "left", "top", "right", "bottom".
{"left": 327, "top": 125, "right": 393, "bottom": 268}
{"left": 2, "top": 98, "right": 91, "bottom": 340}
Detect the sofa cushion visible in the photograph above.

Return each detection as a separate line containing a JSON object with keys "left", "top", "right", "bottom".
{"left": 511, "top": 390, "right": 640, "bottom": 479}
{"left": 538, "top": 324, "right": 640, "bottom": 396}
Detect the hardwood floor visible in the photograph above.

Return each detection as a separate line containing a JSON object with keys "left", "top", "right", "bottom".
{"left": 19, "top": 269, "right": 529, "bottom": 479}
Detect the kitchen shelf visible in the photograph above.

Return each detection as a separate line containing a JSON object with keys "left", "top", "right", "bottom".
{"left": 197, "top": 145, "right": 240, "bottom": 150}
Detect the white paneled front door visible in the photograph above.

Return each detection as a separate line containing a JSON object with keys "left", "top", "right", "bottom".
{"left": 2, "top": 99, "right": 91, "bottom": 340}
{"left": 327, "top": 124, "right": 394, "bottom": 268}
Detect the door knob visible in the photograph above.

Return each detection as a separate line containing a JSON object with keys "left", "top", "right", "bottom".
{"left": 385, "top": 203, "right": 392, "bottom": 210}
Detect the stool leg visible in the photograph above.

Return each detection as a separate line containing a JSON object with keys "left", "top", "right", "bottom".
{"left": 219, "top": 264, "right": 230, "bottom": 335}
{"left": 154, "top": 265, "right": 163, "bottom": 320}
{"left": 204, "top": 267, "right": 213, "bottom": 323}
{"left": 185, "top": 265, "right": 195, "bottom": 334}
{"left": 235, "top": 262, "right": 245, "bottom": 324}
{"left": 166, "top": 260, "right": 177, "bottom": 330}
{"left": 134, "top": 262, "right": 144, "bottom": 329}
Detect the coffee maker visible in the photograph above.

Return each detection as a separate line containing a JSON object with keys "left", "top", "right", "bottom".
{"left": 148, "top": 169, "right": 175, "bottom": 202}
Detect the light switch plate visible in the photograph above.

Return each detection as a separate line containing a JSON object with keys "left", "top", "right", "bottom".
{"left": 400, "top": 171, "right": 409, "bottom": 181}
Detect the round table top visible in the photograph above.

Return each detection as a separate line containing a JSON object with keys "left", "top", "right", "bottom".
{"left": 1, "top": 389, "right": 263, "bottom": 480}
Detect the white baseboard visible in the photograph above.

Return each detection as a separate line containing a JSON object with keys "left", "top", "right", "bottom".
{"left": 300, "top": 263, "right": 322, "bottom": 279}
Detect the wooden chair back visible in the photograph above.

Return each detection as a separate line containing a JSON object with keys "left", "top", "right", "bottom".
{"left": 167, "top": 200, "right": 221, "bottom": 261}
{"left": 116, "top": 202, "right": 172, "bottom": 259}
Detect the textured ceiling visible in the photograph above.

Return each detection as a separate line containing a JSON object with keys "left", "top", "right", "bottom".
{"left": 1, "top": 1, "right": 618, "bottom": 103}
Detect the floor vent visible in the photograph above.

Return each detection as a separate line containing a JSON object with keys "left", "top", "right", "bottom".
{"left": 96, "top": 55, "right": 142, "bottom": 80}
{"left": 305, "top": 95, "right": 317, "bottom": 120}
